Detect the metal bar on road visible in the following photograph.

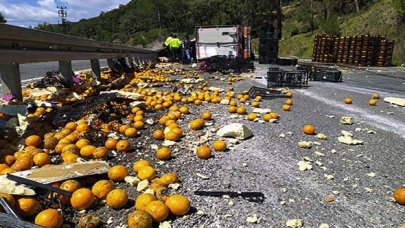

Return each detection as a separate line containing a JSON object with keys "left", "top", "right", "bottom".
{"left": 90, "top": 59, "right": 101, "bottom": 77}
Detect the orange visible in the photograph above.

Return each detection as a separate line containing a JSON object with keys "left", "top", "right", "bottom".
{"left": 133, "top": 121, "right": 145, "bottom": 130}
{"left": 189, "top": 119, "right": 205, "bottom": 130}
{"left": 236, "top": 106, "right": 246, "bottom": 115}
{"left": 76, "top": 123, "right": 89, "bottom": 133}
{"left": 152, "top": 130, "right": 165, "bottom": 140}
{"left": 285, "top": 99, "right": 293, "bottom": 105}
{"left": 251, "top": 101, "right": 260, "bottom": 107}
{"left": 144, "top": 200, "right": 169, "bottom": 222}
{"left": 125, "top": 127, "right": 138, "bottom": 138}
{"left": 128, "top": 210, "right": 153, "bottom": 228}
{"left": 263, "top": 113, "right": 272, "bottom": 121}
{"left": 228, "top": 106, "right": 237, "bottom": 113}
{"left": 369, "top": 99, "right": 377, "bottom": 106}
{"left": 179, "top": 106, "right": 189, "bottom": 114}
{"left": 0, "top": 167, "right": 15, "bottom": 175}
{"left": 43, "top": 137, "right": 58, "bottom": 150}
{"left": 286, "top": 91, "right": 293, "bottom": 97}
{"left": 213, "top": 140, "right": 227, "bottom": 151}
{"left": 75, "top": 139, "right": 90, "bottom": 149}
{"left": 344, "top": 97, "right": 352, "bottom": 104}
{"left": 159, "top": 116, "right": 169, "bottom": 125}
{"left": 62, "top": 153, "right": 78, "bottom": 164}
{"left": 254, "top": 95, "right": 263, "bottom": 101}
{"left": 393, "top": 187, "right": 405, "bottom": 205}
{"left": 11, "top": 158, "right": 33, "bottom": 171}
{"left": 105, "top": 138, "right": 118, "bottom": 150}
{"left": 156, "top": 147, "right": 171, "bottom": 160}
{"left": 229, "top": 100, "right": 237, "bottom": 106}
{"left": 16, "top": 197, "right": 42, "bottom": 218}
{"left": 131, "top": 107, "right": 141, "bottom": 114}
{"left": 303, "top": 124, "right": 316, "bottom": 135}
{"left": 0, "top": 193, "right": 15, "bottom": 209}
{"left": 93, "top": 147, "right": 108, "bottom": 159}
{"left": 80, "top": 145, "right": 96, "bottom": 158}
{"left": 108, "top": 165, "right": 129, "bottom": 181}
{"left": 116, "top": 140, "right": 130, "bottom": 152}
{"left": 106, "top": 188, "right": 128, "bottom": 209}
{"left": 59, "top": 179, "right": 81, "bottom": 204}
{"left": 159, "top": 173, "right": 179, "bottom": 186}
{"left": 35, "top": 208, "right": 63, "bottom": 228}
{"left": 119, "top": 125, "right": 130, "bottom": 134}
{"left": 92, "top": 180, "right": 114, "bottom": 199}
{"left": 196, "top": 145, "right": 211, "bottom": 159}
{"left": 372, "top": 93, "right": 380, "bottom": 99}
{"left": 137, "top": 166, "right": 156, "bottom": 180}
{"left": 0, "top": 163, "right": 9, "bottom": 172}
{"left": 25, "top": 135, "right": 42, "bottom": 147}
{"left": 247, "top": 113, "right": 257, "bottom": 121}
{"left": 33, "top": 153, "right": 51, "bottom": 167}
{"left": 61, "top": 144, "right": 79, "bottom": 154}
{"left": 65, "top": 122, "right": 77, "bottom": 131}
{"left": 70, "top": 188, "right": 95, "bottom": 210}
{"left": 164, "top": 131, "right": 180, "bottom": 141}
{"left": 134, "top": 115, "right": 144, "bottom": 122}
{"left": 165, "top": 194, "right": 190, "bottom": 216}
{"left": 133, "top": 160, "right": 151, "bottom": 173}
{"left": 201, "top": 111, "right": 212, "bottom": 120}
{"left": 135, "top": 193, "right": 157, "bottom": 211}
{"left": 282, "top": 104, "right": 291, "bottom": 111}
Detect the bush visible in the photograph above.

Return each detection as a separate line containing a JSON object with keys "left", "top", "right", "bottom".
{"left": 318, "top": 13, "right": 340, "bottom": 35}
{"left": 393, "top": 0, "right": 405, "bottom": 22}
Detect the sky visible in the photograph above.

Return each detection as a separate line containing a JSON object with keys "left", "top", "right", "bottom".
{"left": 0, "top": 0, "right": 131, "bottom": 27}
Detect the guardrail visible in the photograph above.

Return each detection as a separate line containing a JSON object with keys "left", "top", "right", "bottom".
{"left": 0, "top": 24, "right": 159, "bottom": 101}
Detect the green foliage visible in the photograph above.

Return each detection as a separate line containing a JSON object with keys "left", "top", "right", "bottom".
{"left": 318, "top": 13, "right": 340, "bottom": 35}
{"left": 393, "top": 0, "right": 405, "bottom": 21}
{"left": 0, "top": 12, "right": 6, "bottom": 23}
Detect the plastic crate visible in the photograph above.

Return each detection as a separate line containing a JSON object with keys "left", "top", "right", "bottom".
{"left": 314, "top": 69, "right": 342, "bottom": 82}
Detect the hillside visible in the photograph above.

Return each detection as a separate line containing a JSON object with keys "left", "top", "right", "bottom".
{"left": 35, "top": 0, "right": 405, "bottom": 64}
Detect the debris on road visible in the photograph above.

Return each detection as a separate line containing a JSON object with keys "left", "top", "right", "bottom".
{"left": 340, "top": 116, "right": 353, "bottom": 125}
{"left": 338, "top": 131, "right": 364, "bottom": 145}
{"left": 286, "top": 219, "right": 304, "bottom": 228}
{"left": 298, "top": 141, "right": 313, "bottom": 149}
{"left": 383, "top": 97, "right": 405, "bottom": 106}
{"left": 297, "top": 161, "right": 313, "bottom": 171}
{"left": 216, "top": 123, "right": 253, "bottom": 139}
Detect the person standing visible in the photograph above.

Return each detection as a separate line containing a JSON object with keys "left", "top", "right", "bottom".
{"left": 168, "top": 34, "right": 182, "bottom": 62}
{"left": 181, "top": 35, "right": 192, "bottom": 64}
{"left": 164, "top": 34, "right": 174, "bottom": 59}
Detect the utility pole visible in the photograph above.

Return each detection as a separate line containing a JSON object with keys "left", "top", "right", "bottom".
{"left": 57, "top": 6, "right": 68, "bottom": 34}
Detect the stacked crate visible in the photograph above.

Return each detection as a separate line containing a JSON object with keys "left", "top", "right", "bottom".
{"left": 312, "top": 34, "right": 395, "bottom": 67}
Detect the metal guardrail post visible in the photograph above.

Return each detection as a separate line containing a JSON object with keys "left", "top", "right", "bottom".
{"left": 128, "top": 57, "right": 135, "bottom": 68}
{"left": 58, "top": 60, "right": 73, "bottom": 86}
{"left": 0, "top": 63, "right": 23, "bottom": 101}
{"left": 90, "top": 59, "right": 101, "bottom": 77}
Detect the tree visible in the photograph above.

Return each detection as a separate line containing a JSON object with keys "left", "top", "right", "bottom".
{"left": 0, "top": 12, "right": 6, "bottom": 23}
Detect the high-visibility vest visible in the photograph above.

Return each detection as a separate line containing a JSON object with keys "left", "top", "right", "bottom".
{"left": 165, "top": 37, "right": 173, "bottom": 46}
{"left": 169, "top": 38, "right": 182, "bottom": 48}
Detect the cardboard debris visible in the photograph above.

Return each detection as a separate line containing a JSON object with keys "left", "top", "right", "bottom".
{"left": 180, "top": 78, "right": 204, "bottom": 84}
{"left": 338, "top": 131, "right": 363, "bottom": 145}
{"left": 100, "top": 90, "right": 144, "bottom": 100}
{"left": 384, "top": 97, "right": 405, "bottom": 106}
{"left": 216, "top": 123, "right": 253, "bottom": 140}
{"left": 297, "top": 161, "right": 312, "bottom": 171}
{"left": 286, "top": 219, "right": 304, "bottom": 228}
{"left": 220, "top": 99, "right": 230, "bottom": 105}
{"left": 246, "top": 214, "right": 258, "bottom": 223}
{"left": 129, "top": 101, "right": 146, "bottom": 108}
{"left": 208, "top": 87, "right": 224, "bottom": 92}
{"left": 0, "top": 176, "right": 35, "bottom": 196}
{"left": 315, "top": 133, "right": 328, "bottom": 140}
{"left": 340, "top": 116, "right": 353, "bottom": 125}
{"left": 12, "top": 161, "right": 110, "bottom": 184}
{"left": 252, "top": 108, "right": 272, "bottom": 114}
{"left": 298, "top": 141, "right": 312, "bottom": 149}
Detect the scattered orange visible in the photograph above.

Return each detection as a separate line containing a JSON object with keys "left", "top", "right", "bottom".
{"left": 135, "top": 193, "right": 157, "bottom": 211}
{"left": 34, "top": 208, "right": 63, "bottom": 228}
{"left": 92, "top": 180, "right": 114, "bottom": 199}
{"left": 286, "top": 91, "right": 293, "bottom": 97}
{"left": 282, "top": 104, "right": 291, "bottom": 111}
{"left": 137, "top": 166, "right": 156, "bottom": 180}
{"left": 189, "top": 119, "right": 205, "bottom": 130}
{"left": 116, "top": 140, "right": 130, "bottom": 152}
{"left": 0, "top": 167, "right": 15, "bottom": 175}
{"left": 33, "top": 153, "right": 51, "bottom": 167}
{"left": 196, "top": 145, "right": 211, "bottom": 159}
{"left": 0, "top": 163, "right": 8, "bottom": 172}
{"left": 393, "top": 187, "right": 405, "bottom": 205}
{"left": 125, "top": 127, "right": 138, "bottom": 138}
{"left": 164, "top": 130, "right": 180, "bottom": 141}
{"left": 303, "top": 124, "right": 316, "bottom": 135}
{"left": 93, "top": 147, "right": 108, "bottom": 159}
{"left": 128, "top": 210, "right": 153, "bottom": 228}
{"left": 144, "top": 200, "right": 169, "bottom": 222}
{"left": 344, "top": 97, "right": 353, "bottom": 104}
{"left": 228, "top": 106, "right": 237, "bottom": 113}
{"left": 108, "top": 165, "right": 129, "bottom": 181}
{"left": 65, "top": 122, "right": 78, "bottom": 131}
{"left": 153, "top": 130, "right": 165, "bottom": 140}
{"left": 179, "top": 106, "right": 189, "bottom": 114}
{"left": 11, "top": 157, "right": 33, "bottom": 171}
{"left": 251, "top": 101, "right": 260, "bottom": 107}
{"left": 133, "top": 159, "right": 151, "bottom": 173}
{"left": 0, "top": 193, "right": 15, "bottom": 209}
{"left": 285, "top": 99, "right": 293, "bottom": 105}
{"left": 119, "top": 125, "right": 130, "bottom": 134}
{"left": 229, "top": 100, "right": 237, "bottom": 106}
{"left": 75, "top": 139, "right": 90, "bottom": 149}
{"left": 70, "top": 188, "right": 95, "bottom": 210}
{"left": 247, "top": 113, "right": 257, "bottom": 121}
{"left": 201, "top": 111, "right": 212, "bottom": 120}
{"left": 16, "top": 197, "right": 42, "bottom": 218}
{"left": 106, "top": 188, "right": 128, "bottom": 209}
{"left": 105, "top": 138, "right": 118, "bottom": 150}
{"left": 236, "top": 106, "right": 246, "bottom": 115}
{"left": 165, "top": 194, "right": 190, "bottom": 216}
{"left": 80, "top": 145, "right": 96, "bottom": 158}
{"left": 372, "top": 93, "right": 380, "bottom": 99}
{"left": 213, "top": 140, "right": 227, "bottom": 151}
{"left": 159, "top": 173, "right": 179, "bottom": 186}
{"left": 25, "top": 135, "right": 42, "bottom": 147}
{"left": 62, "top": 153, "right": 79, "bottom": 164}
{"left": 76, "top": 123, "right": 90, "bottom": 133}
{"left": 156, "top": 147, "right": 172, "bottom": 160}
{"left": 133, "top": 121, "right": 145, "bottom": 130}
{"left": 59, "top": 179, "right": 81, "bottom": 204}
{"left": 369, "top": 99, "right": 377, "bottom": 106}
